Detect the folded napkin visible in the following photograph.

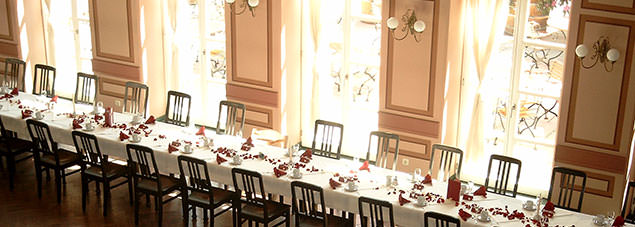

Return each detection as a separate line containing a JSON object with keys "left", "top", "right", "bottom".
{"left": 474, "top": 186, "right": 487, "bottom": 198}
{"left": 398, "top": 193, "right": 411, "bottom": 206}
{"left": 145, "top": 115, "right": 156, "bottom": 124}
{"left": 422, "top": 174, "right": 432, "bottom": 184}
{"left": 613, "top": 216, "right": 625, "bottom": 227}
{"left": 301, "top": 149, "right": 312, "bottom": 159}
{"left": 21, "top": 110, "right": 32, "bottom": 119}
{"left": 458, "top": 209, "right": 472, "bottom": 221}
{"left": 72, "top": 119, "right": 83, "bottom": 129}
{"left": 241, "top": 137, "right": 254, "bottom": 151}
{"left": 542, "top": 201, "right": 555, "bottom": 218}
{"left": 50, "top": 95, "right": 58, "bottom": 103}
{"left": 300, "top": 156, "right": 311, "bottom": 163}
{"left": 543, "top": 200, "right": 554, "bottom": 211}
{"left": 273, "top": 167, "right": 287, "bottom": 178}
{"left": 196, "top": 126, "right": 206, "bottom": 136}
{"left": 329, "top": 178, "right": 341, "bottom": 189}
{"left": 119, "top": 131, "right": 130, "bottom": 141}
{"left": 168, "top": 144, "right": 178, "bottom": 153}
{"left": 216, "top": 154, "right": 227, "bottom": 164}
{"left": 462, "top": 194, "right": 473, "bottom": 201}
{"left": 359, "top": 160, "right": 370, "bottom": 172}
{"left": 94, "top": 114, "right": 103, "bottom": 121}
{"left": 10, "top": 88, "right": 18, "bottom": 95}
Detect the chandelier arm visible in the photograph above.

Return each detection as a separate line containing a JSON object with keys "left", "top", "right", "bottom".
{"left": 604, "top": 62, "right": 615, "bottom": 72}
{"left": 413, "top": 32, "right": 422, "bottom": 43}
{"left": 234, "top": 2, "right": 248, "bottom": 15}
{"left": 392, "top": 30, "right": 408, "bottom": 41}
{"left": 579, "top": 56, "right": 598, "bottom": 69}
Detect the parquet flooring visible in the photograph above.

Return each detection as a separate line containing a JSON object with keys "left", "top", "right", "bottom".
{"left": 0, "top": 156, "right": 237, "bottom": 227}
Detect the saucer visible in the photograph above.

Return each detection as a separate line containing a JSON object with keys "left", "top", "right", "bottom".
{"left": 82, "top": 127, "right": 96, "bottom": 132}
{"left": 477, "top": 215, "right": 491, "bottom": 223}
{"left": 344, "top": 185, "right": 359, "bottom": 192}
{"left": 288, "top": 173, "right": 302, "bottom": 179}
{"left": 522, "top": 203, "right": 537, "bottom": 211}
{"left": 128, "top": 138, "right": 142, "bottom": 143}
{"left": 181, "top": 149, "right": 193, "bottom": 154}
{"left": 414, "top": 202, "right": 427, "bottom": 207}
{"left": 229, "top": 161, "right": 242, "bottom": 165}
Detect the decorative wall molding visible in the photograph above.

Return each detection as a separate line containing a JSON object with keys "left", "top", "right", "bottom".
{"left": 226, "top": 83, "right": 278, "bottom": 107}
{"left": 585, "top": 172, "right": 615, "bottom": 198}
{"left": 91, "top": 0, "right": 135, "bottom": 63}
{"left": 92, "top": 58, "right": 141, "bottom": 81}
{"left": 0, "top": 41, "right": 18, "bottom": 57}
{"left": 378, "top": 111, "right": 439, "bottom": 139}
{"left": 582, "top": 0, "right": 635, "bottom": 15}
{"left": 384, "top": 0, "right": 440, "bottom": 117}
{"left": 99, "top": 77, "right": 126, "bottom": 99}
{"left": 554, "top": 145, "right": 627, "bottom": 174}
{"left": 565, "top": 15, "right": 635, "bottom": 151}
{"left": 0, "top": 0, "right": 14, "bottom": 41}
{"left": 242, "top": 105, "right": 273, "bottom": 129}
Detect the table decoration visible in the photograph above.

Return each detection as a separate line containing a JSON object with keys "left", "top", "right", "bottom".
{"left": 21, "top": 109, "right": 32, "bottom": 119}
{"left": 613, "top": 216, "right": 625, "bottom": 226}
{"left": 463, "top": 194, "right": 473, "bottom": 201}
{"left": 474, "top": 185, "right": 487, "bottom": 197}
{"left": 329, "top": 178, "right": 342, "bottom": 189}
{"left": 195, "top": 126, "right": 206, "bottom": 136}
{"left": 359, "top": 160, "right": 370, "bottom": 172}
{"left": 273, "top": 167, "right": 287, "bottom": 178}
{"left": 72, "top": 119, "right": 83, "bottom": 129}
{"left": 459, "top": 209, "right": 472, "bottom": 221}
{"left": 104, "top": 107, "right": 114, "bottom": 127}
{"left": 447, "top": 176, "right": 461, "bottom": 201}
{"left": 49, "top": 95, "right": 58, "bottom": 103}
{"left": 0, "top": 93, "right": 13, "bottom": 100}
{"left": 216, "top": 154, "right": 227, "bottom": 164}
{"left": 241, "top": 137, "right": 254, "bottom": 151}
{"left": 119, "top": 131, "right": 130, "bottom": 141}
{"left": 398, "top": 192, "right": 411, "bottom": 206}
{"left": 10, "top": 88, "right": 18, "bottom": 95}
{"left": 145, "top": 115, "right": 156, "bottom": 124}
{"left": 168, "top": 141, "right": 180, "bottom": 153}
{"left": 422, "top": 174, "right": 432, "bottom": 184}
{"left": 542, "top": 201, "right": 555, "bottom": 218}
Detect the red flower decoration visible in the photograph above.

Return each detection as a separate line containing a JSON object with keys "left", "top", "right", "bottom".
{"left": 398, "top": 193, "right": 411, "bottom": 206}
{"left": 10, "top": 88, "right": 18, "bottom": 95}
{"left": 119, "top": 131, "right": 130, "bottom": 141}
{"left": 196, "top": 126, "right": 206, "bottom": 136}
{"left": 273, "top": 167, "right": 286, "bottom": 178}
{"left": 145, "top": 115, "right": 156, "bottom": 124}
{"left": 329, "top": 178, "right": 341, "bottom": 189}
{"left": 359, "top": 161, "right": 370, "bottom": 172}
{"left": 474, "top": 186, "right": 487, "bottom": 198}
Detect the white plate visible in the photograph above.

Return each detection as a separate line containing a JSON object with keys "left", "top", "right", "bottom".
{"left": 181, "top": 150, "right": 193, "bottom": 154}
{"left": 344, "top": 185, "right": 359, "bottom": 192}
{"left": 413, "top": 202, "right": 427, "bottom": 207}
{"left": 82, "top": 127, "right": 95, "bottom": 132}
{"left": 229, "top": 161, "right": 242, "bottom": 166}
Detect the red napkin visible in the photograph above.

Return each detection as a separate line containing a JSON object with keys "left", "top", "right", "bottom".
{"left": 544, "top": 200, "right": 554, "bottom": 211}
{"left": 329, "top": 178, "right": 341, "bottom": 189}
{"left": 21, "top": 110, "right": 32, "bottom": 119}
{"left": 145, "top": 115, "right": 156, "bottom": 124}
{"left": 50, "top": 95, "right": 58, "bottom": 103}
{"left": 245, "top": 137, "right": 253, "bottom": 146}
{"left": 300, "top": 156, "right": 310, "bottom": 163}
{"left": 474, "top": 186, "right": 487, "bottom": 198}
{"left": 72, "top": 119, "right": 83, "bottom": 129}
{"left": 216, "top": 154, "right": 227, "bottom": 165}
{"left": 273, "top": 167, "right": 286, "bottom": 178}
{"left": 196, "top": 126, "right": 205, "bottom": 136}
{"left": 359, "top": 161, "right": 370, "bottom": 172}
{"left": 119, "top": 131, "right": 130, "bottom": 141}
{"left": 10, "top": 88, "right": 18, "bottom": 95}
{"left": 422, "top": 174, "right": 432, "bottom": 184}
{"left": 542, "top": 201, "right": 555, "bottom": 218}
{"left": 613, "top": 216, "right": 625, "bottom": 227}
{"left": 462, "top": 194, "right": 473, "bottom": 201}
{"left": 447, "top": 178, "right": 461, "bottom": 201}
{"left": 301, "top": 149, "right": 312, "bottom": 159}
{"left": 168, "top": 144, "right": 178, "bottom": 153}
{"left": 458, "top": 209, "right": 472, "bottom": 221}
{"left": 398, "top": 193, "right": 411, "bottom": 206}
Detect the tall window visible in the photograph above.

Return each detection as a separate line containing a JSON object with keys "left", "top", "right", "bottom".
{"left": 302, "top": 0, "right": 382, "bottom": 157}
{"left": 475, "top": 0, "right": 571, "bottom": 194}
{"left": 41, "top": 0, "right": 93, "bottom": 98}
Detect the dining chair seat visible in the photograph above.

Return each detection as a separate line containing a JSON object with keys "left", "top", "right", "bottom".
{"left": 40, "top": 149, "right": 82, "bottom": 167}
{"left": 241, "top": 200, "right": 290, "bottom": 219}
{"left": 84, "top": 162, "right": 127, "bottom": 179}
{"left": 187, "top": 188, "right": 234, "bottom": 205}
{"left": 298, "top": 214, "right": 353, "bottom": 227}
{"left": 0, "top": 137, "right": 32, "bottom": 153}
{"left": 136, "top": 174, "right": 180, "bottom": 193}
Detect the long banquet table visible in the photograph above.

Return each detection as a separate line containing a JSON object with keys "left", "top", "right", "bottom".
{"left": 0, "top": 92, "right": 629, "bottom": 227}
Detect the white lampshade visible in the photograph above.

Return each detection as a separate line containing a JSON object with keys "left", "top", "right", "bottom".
{"left": 607, "top": 48, "right": 620, "bottom": 62}
{"left": 575, "top": 44, "right": 588, "bottom": 58}
{"left": 226, "top": 0, "right": 235, "bottom": 3}
{"left": 386, "top": 17, "right": 398, "bottom": 30}
{"left": 248, "top": 0, "right": 259, "bottom": 7}
{"left": 413, "top": 20, "right": 426, "bottom": 33}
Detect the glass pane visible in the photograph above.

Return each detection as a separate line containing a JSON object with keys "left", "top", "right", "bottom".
{"left": 510, "top": 140, "right": 555, "bottom": 193}
{"left": 206, "top": 0, "right": 226, "bottom": 80}
{"left": 77, "top": 0, "right": 90, "bottom": 20}
{"left": 515, "top": 94, "right": 559, "bottom": 145}
{"left": 523, "top": 0, "right": 571, "bottom": 45}
{"left": 186, "top": 2, "right": 202, "bottom": 76}
{"left": 78, "top": 20, "right": 92, "bottom": 60}
{"left": 519, "top": 45, "right": 564, "bottom": 98}
{"left": 349, "top": 0, "right": 381, "bottom": 105}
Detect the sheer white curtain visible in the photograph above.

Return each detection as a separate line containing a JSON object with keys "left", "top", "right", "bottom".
{"left": 162, "top": 0, "right": 182, "bottom": 96}
{"left": 301, "top": 0, "right": 324, "bottom": 147}
{"left": 458, "top": 0, "right": 507, "bottom": 182}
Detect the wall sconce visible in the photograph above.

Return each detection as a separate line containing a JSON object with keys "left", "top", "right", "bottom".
{"left": 226, "top": 0, "right": 259, "bottom": 17}
{"left": 575, "top": 36, "right": 620, "bottom": 72}
{"left": 386, "top": 9, "right": 426, "bottom": 43}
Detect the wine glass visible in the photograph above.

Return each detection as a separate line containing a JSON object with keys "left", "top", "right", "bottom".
{"left": 413, "top": 168, "right": 422, "bottom": 182}
{"left": 607, "top": 211, "right": 616, "bottom": 225}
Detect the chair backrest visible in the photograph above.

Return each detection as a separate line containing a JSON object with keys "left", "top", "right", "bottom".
{"left": 177, "top": 155, "right": 212, "bottom": 191}
{"left": 366, "top": 131, "right": 399, "bottom": 170}
{"left": 358, "top": 197, "right": 394, "bottom": 227}
{"left": 165, "top": 90, "right": 192, "bottom": 127}
{"left": 126, "top": 144, "right": 161, "bottom": 189}
{"left": 291, "top": 181, "right": 327, "bottom": 225}
{"left": 484, "top": 154, "right": 522, "bottom": 197}
{"left": 429, "top": 144, "right": 463, "bottom": 180}
{"left": 622, "top": 181, "right": 635, "bottom": 224}
{"left": 216, "top": 100, "right": 245, "bottom": 136}
{"left": 424, "top": 211, "right": 460, "bottom": 227}
{"left": 32, "top": 64, "right": 56, "bottom": 96}
{"left": 71, "top": 131, "right": 105, "bottom": 170}
{"left": 123, "top": 81, "right": 149, "bottom": 117}
{"left": 312, "top": 120, "right": 343, "bottom": 160}
{"left": 231, "top": 168, "right": 268, "bottom": 216}
{"left": 26, "top": 119, "right": 58, "bottom": 162}
{"left": 547, "top": 166, "right": 586, "bottom": 212}
{"left": 75, "top": 72, "right": 98, "bottom": 105}
{"left": 4, "top": 58, "right": 26, "bottom": 91}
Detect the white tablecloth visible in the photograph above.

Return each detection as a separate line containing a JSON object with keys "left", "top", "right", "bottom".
{"left": 0, "top": 93, "right": 628, "bottom": 227}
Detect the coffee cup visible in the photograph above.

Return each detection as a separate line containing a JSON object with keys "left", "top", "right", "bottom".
{"left": 35, "top": 111, "right": 44, "bottom": 120}
{"left": 417, "top": 195, "right": 427, "bottom": 206}
{"left": 292, "top": 168, "right": 301, "bottom": 177}
{"left": 480, "top": 210, "right": 489, "bottom": 219}
{"left": 348, "top": 181, "right": 356, "bottom": 190}
{"left": 133, "top": 114, "right": 143, "bottom": 124}
{"left": 84, "top": 121, "right": 94, "bottom": 130}
{"left": 183, "top": 144, "right": 192, "bottom": 153}
{"left": 233, "top": 155, "right": 242, "bottom": 164}
{"left": 132, "top": 133, "right": 142, "bottom": 142}
{"left": 525, "top": 200, "right": 534, "bottom": 207}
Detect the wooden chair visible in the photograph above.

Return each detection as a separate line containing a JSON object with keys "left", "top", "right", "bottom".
{"left": 231, "top": 168, "right": 290, "bottom": 227}
{"left": 424, "top": 211, "right": 460, "bottom": 227}
{"left": 26, "top": 119, "right": 82, "bottom": 203}
{"left": 72, "top": 131, "right": 132, "bottom": 216}
{"left": 312, "top": 120, "right": 343, "bottom": 159}
{"left": 32, "top": 64, "right": 56, "bottom": 96}
{"left": 622, "top": 181, "right": 635, "bottom": 224}
{"left": 165, "top": 91, "right": 191, "bottom": 127}
{"left": 0, "top": 115, "right": 33, "bottom": 191}
{"left": 547, "top": 167, "right": 586, "bottom": 212}
{"left": 429, "top": 144, "right": 463, "bottom": 180}
{"left": 75, "top": 72, "right": 98, "bottom": 105}
{"left": 216, "top": 100, "right": 245, "bottom": 136}
{"left": 4, "top": 58, "right": 26, "bottom": 91}
{"left": 178, "top": 155, "right": 237, "bottom": 227}
{"left": 484, "top": 154, "right": 522, "bottom": 197}
{"left": 290, "top": 181, "right": 353, "bottom": 227}
{"left": 123, "top": 81, "right": 149, "bottom": 117}
{"left": 358, "top": 197, "right": 394, "bottom": 227}
{"left": 366, "top": 131, "right": 399, "bottom": 170}
{"left": 126, "top": 144, "right": 181, "bottom": 226}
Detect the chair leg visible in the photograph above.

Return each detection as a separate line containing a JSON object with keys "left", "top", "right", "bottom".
{"left": 55, "top": 169, "right": 62, "bottom": 204}
{"left": 45, "top": 167, "right": 50, "bottom": 181}
{"left": 127, "top": 176, "right": 134, "bottom": 205}
{"left": 157, "top": 196, "right": 163, "bottom": 227}
{"left": 35, "top": 164, "right": 42, "bottom": 199}
{"left": 134, "top": 192, "right": 140, "bottom": 225}
{"left": 7, "top": 155, "right": 16, "bottom": 191}
{"left": 96, "top": 182, "right": 100, "bottom": 196}
{"left": 62, "top": 169, "right": 66, "bottom": 184}
{"left": 81, "top": 174, "right": 88, "bottom": 212}
{"left": 285, "top": 211, "right": 291, "bottom": 227}
{"left": 103, "top": 180, "right": 110, "bottom": 217}
{"left": 146, "top": 193, "right": 151, "bottom": 207}
{"left": 203, "top": 208, "right": 208, "bottom": 223}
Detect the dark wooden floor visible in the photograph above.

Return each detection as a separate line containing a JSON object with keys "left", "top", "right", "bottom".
{"left": 0, "top": 156, "right": 237, "bottom": 227}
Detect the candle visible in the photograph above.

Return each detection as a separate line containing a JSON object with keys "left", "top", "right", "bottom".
{"left": 288, "top": 141, "right": 293, "bottom": 160}
{"left": 72, "top": 94, "right": 77, "bottom": 115}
